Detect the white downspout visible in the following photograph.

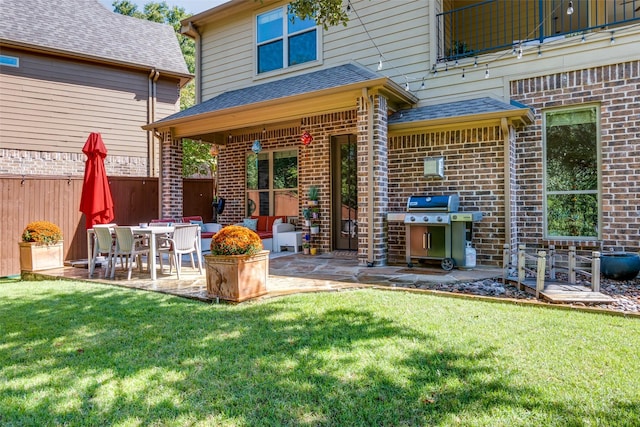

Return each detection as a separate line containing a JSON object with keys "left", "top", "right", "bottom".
{"left": 501, "top": 117, "right": 511, "bottom": 250}
{"left": 362, "top": 88, "right": 375, "bottom": 266}
{"left": 147, "top": 69, "right": 156, "bottom": 176}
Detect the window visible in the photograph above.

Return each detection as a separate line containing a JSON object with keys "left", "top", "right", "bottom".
{"left": 544, "top": 106, "right": 600, "bottom": 239}
{"left": 256, "top": 6, "right": 317, "bottom": 74}
{"left": 0, "top": 55, "right": 19, "bottom": 67}
{"left": 246, "top": 149, "right": 298, "bottom": 217}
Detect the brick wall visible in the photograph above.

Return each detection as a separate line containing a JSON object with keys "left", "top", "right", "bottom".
{"left": 511, "top": 60, "right": 640, "bottom": 253}
{"left": 388, "top": 126, "right": 507, "bottom": 266}
{"left": 0, "top": 148, "right": 148, "bottom": 177}
{"left": 216, "top": 111, "right": 358, "bottom": 255}
{"left": 159, "top": 131, "right": 183, "bottom": 220}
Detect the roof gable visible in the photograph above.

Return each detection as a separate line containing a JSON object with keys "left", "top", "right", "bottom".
{"left": 0, "top": 0, "right": 190, "bottom": 77}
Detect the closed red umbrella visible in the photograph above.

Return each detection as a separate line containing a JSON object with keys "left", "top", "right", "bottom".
{"left": 80, "top": 132, "right": 114, "bottom": 229}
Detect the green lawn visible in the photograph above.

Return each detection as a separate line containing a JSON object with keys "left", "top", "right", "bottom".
{"left": 1, "top": 279, "right": 639, "bottom": 426}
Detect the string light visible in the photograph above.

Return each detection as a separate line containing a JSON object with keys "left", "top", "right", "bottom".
{"left": 461, "top": 68, "right": 465, "bottom": 79}
{"left": 420, "top": 78, "right": 425, "bottom": 89}
{"left": 404, "top": 80, "right": 410, "bottom": 91}
{"left": 581, "top": 34, "right": 586, "bottom": 43}
{"left": 474, "top": 57, "right": 478, "bottom": 67}
{"left": 377, "top": 56, "right": 383, "bottom": 71}
{"left": 517, "top": 46, "right": 523, "bottom": 59}
{"left": 538, "top": 45, "right": 542, "bottom": 57}
{"left": 566, "top": 1, "right": 574, "bottom": 15}
{"left": 610, "top": 31, "right": 615, "bottom": 44}
{"left": 485, "top": 64, "right": 489, "bottom": 78}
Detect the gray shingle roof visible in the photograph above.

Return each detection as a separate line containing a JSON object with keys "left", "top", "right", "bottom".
{"left": 0, "top": 0, "right": 189, "bottom": 75}
{"left": 155, "top": 63, "right": 382, "bottom": 123}
{"left": 389, "top": 97, "right": 529, "bottom": 124}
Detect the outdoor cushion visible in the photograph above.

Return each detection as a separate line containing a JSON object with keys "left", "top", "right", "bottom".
{"left": 243, "top": 218, "right": 258, "bottom": 231}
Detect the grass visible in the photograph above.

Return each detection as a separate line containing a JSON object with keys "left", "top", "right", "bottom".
{"left": 1, "top": 278, "right": 639, "bottom": 426}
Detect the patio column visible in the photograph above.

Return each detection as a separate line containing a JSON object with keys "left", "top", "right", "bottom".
{"left": 160, "top": 130, "right": 183, "bottom": 221}
{"left": 357, "top": 92, "right": 389, "bottom": 267}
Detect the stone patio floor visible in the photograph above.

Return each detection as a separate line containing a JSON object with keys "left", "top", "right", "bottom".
{"left": 31, "top": 250, "right": 504, "bottom": 303}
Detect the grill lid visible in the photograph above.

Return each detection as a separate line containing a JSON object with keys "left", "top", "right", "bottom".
{"left": 406, "top": 194, "right": 459, "bottom": 212}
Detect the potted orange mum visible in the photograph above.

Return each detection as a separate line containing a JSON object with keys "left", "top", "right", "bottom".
{"left": 19, "top": 221, "right": 64, "bottom": 272}
{"left": 204, "top": 225, "right": 268, "bottom": 302}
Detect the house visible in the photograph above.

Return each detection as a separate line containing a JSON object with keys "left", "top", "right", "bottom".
{"left": 145, "top": 0, "right": 639, "bottom": 268}
{"left": 0, "top": 0, "right": 191, "bottom": 276}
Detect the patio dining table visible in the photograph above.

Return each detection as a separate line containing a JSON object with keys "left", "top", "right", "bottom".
{"left": 87, "top": 225, "right": 178, "bottom": 280}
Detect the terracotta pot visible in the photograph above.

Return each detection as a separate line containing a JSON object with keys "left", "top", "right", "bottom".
{"left": 204, "top": 250, "right": 269, "bottom": 302}
{"left": 601, "top": 253, "right": 640, "bottom": 281}
{"left": 303, "top": 247, "right": 310, "bottom": 255}
{"left": 19, "top": 241, "right": 64, "bottom": 272}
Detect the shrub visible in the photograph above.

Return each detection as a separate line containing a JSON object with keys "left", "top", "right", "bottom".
{"left": 21, "top": 221, "right": 62, "bottom": 245}
{"left": 210, "top": 225, "right": 263, "bottom": 256}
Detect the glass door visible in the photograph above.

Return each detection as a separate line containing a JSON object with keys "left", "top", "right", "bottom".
{"left": 331, "top": 135, "right": 358, "bottom": 250}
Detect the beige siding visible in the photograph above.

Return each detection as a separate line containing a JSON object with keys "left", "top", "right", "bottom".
{"left": 198, "top": 1, "right": 432, "bottom": 101}
{"left": 0, "top": 48, "right": 180, "bottom": 157}
{"left": 196, "top": 0, "right": 639, "bottom": 109}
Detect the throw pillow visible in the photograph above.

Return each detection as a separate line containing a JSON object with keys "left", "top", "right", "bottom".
{"left": 243, "top": 218, "right": 258, "bottom": 231}
{"left": 189, "top": 220, "right": 204, "bottom": 226}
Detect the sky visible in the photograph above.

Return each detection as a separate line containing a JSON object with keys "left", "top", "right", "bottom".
{"left": 98, "top": 0, "right": 230, "bottom": 15}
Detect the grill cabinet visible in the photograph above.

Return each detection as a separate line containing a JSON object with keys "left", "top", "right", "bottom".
{"left": 388, "top": 194, "right": 484, "bottom": 270}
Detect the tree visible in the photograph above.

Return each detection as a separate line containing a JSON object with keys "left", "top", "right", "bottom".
{"left": 288, "top": 0, "right": 350, "bottom": 30}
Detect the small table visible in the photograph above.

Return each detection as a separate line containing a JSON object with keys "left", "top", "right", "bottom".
{"left": 278, "top": 231, "right": 303, "bottom": 253}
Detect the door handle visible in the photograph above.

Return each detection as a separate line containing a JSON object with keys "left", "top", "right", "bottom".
{"left": 427, "top": 232, "right": 432, "bottom": 249}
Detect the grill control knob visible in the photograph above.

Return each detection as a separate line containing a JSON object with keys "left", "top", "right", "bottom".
{"left": 422, "top": 216, "right": 429, "bottom": 222}
{"left": 409, "top": 216, "right": 415, "bottom": 222}
{"left": 437, "top": 216, "right": 443, "bottom": 222}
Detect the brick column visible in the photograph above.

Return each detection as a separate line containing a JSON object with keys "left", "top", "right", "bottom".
{"left": 357, "top": 93, "right": 389, "bottom": 266}
{"left": 160, "top": 131, "right": 183, "bottom": 220}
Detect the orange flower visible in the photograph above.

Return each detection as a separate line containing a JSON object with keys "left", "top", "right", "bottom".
{"left": 210, "top": 225, "right": 262, "bottom": 256}
{"left": 22, "top": 221, "right": 62, "bottom": 245}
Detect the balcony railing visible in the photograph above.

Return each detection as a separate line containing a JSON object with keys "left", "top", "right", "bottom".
{"left": 436, "top": 0, "right": 640, "bottom": 62}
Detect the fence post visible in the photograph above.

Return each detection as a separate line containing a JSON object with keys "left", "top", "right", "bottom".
{"left": 568, "top": 246, "right": 576, "bottom": 285}
{"left": 548, "top": 244, "right": 556, "bottom": 280}
{"left": 536, "top": 250, "right": 547, "bottom": 299}
{"left": 518, "top": 244, "right": 526, "bottom": 290}
{"left": 502, "top": 244, "right": 510, "bottom": 284}
{"left": 591, "top": 251, "right": 600, "bottom": 292}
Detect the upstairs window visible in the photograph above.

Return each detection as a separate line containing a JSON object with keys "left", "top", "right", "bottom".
{"left": 257, "top": 6, "right": 317, "bottom": 74}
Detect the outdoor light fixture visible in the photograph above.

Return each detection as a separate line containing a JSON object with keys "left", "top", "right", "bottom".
{"left": 567, "top": 1, "right": 574, "bottom": 15}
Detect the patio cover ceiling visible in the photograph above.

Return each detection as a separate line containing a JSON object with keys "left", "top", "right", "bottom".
{"left": 143, "top": 63, "right": 418, "bottom": 144}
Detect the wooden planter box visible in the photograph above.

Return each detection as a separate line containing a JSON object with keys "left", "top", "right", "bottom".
{"left": 19, "top": 241, "right": 64, "bottom": 272}
{"left": 204, "top": 250, "right": 269, "bottom": 302}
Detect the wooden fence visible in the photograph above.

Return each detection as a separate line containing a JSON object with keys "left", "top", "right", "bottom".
{"left": 0, "top": 176, "right": 212, "bottom": 277}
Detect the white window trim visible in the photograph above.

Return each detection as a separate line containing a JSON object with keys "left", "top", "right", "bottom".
{"left": 542, "top": 104, "right": 602, "bottom": 240}
{"left": 253, "top": 5, "right": 322, "bottom": 79}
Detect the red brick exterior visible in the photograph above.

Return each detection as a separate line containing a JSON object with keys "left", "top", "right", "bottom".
{"left": 160, "top": 131, "right": 183, "bottom": 220}
{"left": 511, "top": 60, "right": 640, "bottom": 253}
{"left": 214, "top": 111, "right": 358, "bottom": 256}
{"left": 388, "top": 126, "right": 507, "bottom": 266}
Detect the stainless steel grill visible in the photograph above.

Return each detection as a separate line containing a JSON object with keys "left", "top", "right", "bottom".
{"left": 388, "top": 194, "right": 484, "bottom": 270}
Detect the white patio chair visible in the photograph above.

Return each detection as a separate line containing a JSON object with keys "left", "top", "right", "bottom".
{"left": 158, "top": 224, "right": 202, "bottom": 279}
{"left": 111, "top": 226, "right": 150, "bottom": 280}
{"left": 90, "top": 224, "right": 116, "bottom": 278}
